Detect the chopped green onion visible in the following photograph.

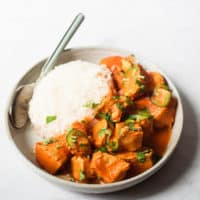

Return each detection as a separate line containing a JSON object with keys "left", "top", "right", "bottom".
{"left": 116, "top": 103, "right": 124, "bottom": 110}
{"left": 79, "top": 170, "right": 86, "bottom": 181}
{"left": 46, "top": 115, "right": 57, "bottom": 124}
{"left": 66, "top": 128, "right": 77, "bottom": 147}
{"left": 128, "top": 109, "right": 152, "bottom": 122}
{"left": 137, "top": 151, "right": 146, "bottom": 163}
{"left": 56, "top": 144, "right": 62, "bottom": 149}
{"left": 136, "top": 79, "right": 145, "bottom": 92}
{"left": 98, "top": 128, "right": 112, "bottom": 137}
{"left": 125, "top": 118, "right": 135, "bottom": 124}
{"left": 83, "top": 101, "right": 99, "bottom": 109}
{"left": 128, "top": 123, "right": 142, "bottom": 131}
{"left": 79, "top": 143, "right": 88, "bottom": 147}
{"left": 138, "top": 109, "right": 153, "bottom": 119}
{"left": 97, "top": 146, "right": 108, "bottom": 153}
{"left": 98, "top": 112, "right": 111, "bottom": 122}
{"left": 151, "top": 87, "right": 171, "bottom": 107}
{"left": 112, "top": 95, "right": 120, "bottom": 100}
{"left": 108, "top": 141, "right": 119, "bottom": 152}
{"left": 43, "top": 138, "right": 53, "bottom": 145}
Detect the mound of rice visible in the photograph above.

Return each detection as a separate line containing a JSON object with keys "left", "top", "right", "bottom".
{"left": 29, "top": 60, "right": 111, "bottom": 138}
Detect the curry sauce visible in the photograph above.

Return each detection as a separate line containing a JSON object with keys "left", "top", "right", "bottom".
{"left": 34, "top": 55, "right": 177, "bottom": 184}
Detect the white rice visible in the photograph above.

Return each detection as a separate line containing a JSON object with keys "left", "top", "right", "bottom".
{"left": 28, "top": 60, "right": 111, "bottom": 138}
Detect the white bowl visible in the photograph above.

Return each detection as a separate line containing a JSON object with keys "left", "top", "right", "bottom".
{"left": 5, "top": 47, "right": 183, "bottom": 193}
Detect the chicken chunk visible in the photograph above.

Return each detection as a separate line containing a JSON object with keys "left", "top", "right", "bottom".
{"left": 101, "top": 55, "right": 149, "bottom": 99}
{"left": 35, "top": 135, "right": 69, "bottom": 174}
{"left": 148, "top": 72, "right": 166, "bottom": 92}
{"left": 136, "top": 118, "right": 154, "bottom": 144}
{"left": 66, "top": 121, "right": 91, "bottom": 155}
{"left": 135, "top": 97, "right": 177, "bottom": 128}
{"left": 90, "top": 152, "right": 130, "bottom": 183}
{"left": 116, "top": 150, "right": 153, "bottom": 176}
{"left": 114, "top": 122, "right": 143, "bottom": 152}
{"left": 92, "top": 119, "right": 112, "bottom": 148}
{"left": 71, "top": 156, "right": 94, "bottom": 182}
{"left": 131, "top": 150, "right": 153, "bottom": 176}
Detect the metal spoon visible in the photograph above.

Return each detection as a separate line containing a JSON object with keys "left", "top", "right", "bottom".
{"left": 9, "top": 13, "right": 85, "bottom": 128}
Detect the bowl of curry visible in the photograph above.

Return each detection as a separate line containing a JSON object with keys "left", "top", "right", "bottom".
{"left": 5, "top": 47, "right": 183, "bottom": 193}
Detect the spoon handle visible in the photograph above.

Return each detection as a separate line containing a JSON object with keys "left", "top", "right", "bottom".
{"left": 39, "top": 13, "right": 85, "bottom": 78}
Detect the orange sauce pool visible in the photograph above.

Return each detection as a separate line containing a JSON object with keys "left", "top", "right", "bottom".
{"left": 151, "top": 128, "right": 172, "bottom": 156}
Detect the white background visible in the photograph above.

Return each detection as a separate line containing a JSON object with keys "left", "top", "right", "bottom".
{"left": 0, "top": 0, "right": 200, "bottom": 199}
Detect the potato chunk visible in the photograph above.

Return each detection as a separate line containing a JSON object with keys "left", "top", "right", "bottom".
{"left": 71, "top": 156, "right": 94, "bottom": 182}
{"left": 35, "top": 135, "right": 69, "bottom": 174}
{"left": 90, "top": 152, "right": 130, "bottom": 183}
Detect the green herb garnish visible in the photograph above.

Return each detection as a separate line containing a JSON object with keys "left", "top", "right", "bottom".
{"left": 46, "top": 115, "right": 57, "bottom": 124}
{"left": 128, "top": 109, "right": 152, "bottom": 121}
{"left": 98, "top": 128, "right": 112, "bottom": 137}
{"left": 138, "top": 109, "right": 153, "bottom": 119}
{"left": 98, "top": 112, "right": 111, "bottom": 122}
{"left": 112, "top": 95, "right": 120, "bottom": 100}
{"left": 136, "top": 151, "right": 146, "bottom": 163}
{"left": 127, "top": 123, "right": 142, "bottom": 131}
{"left": 136, "top": 79, "right": 145, "bottom": 92}
{"left": 56, "top": 144, "right": 62, "bottom": 149}
{"left": 116, "top": 103, "right": 124, "bottom": 110}
{"left": 79, "top": 143, "right": 88, "bottom": 147}
{"left": 98, "top": 146, "right": 108, "bottom": 152}
{"left": 66, "top": 128, "right": 77, "bottom": 147}
{"left": 83, "top": 101, "right": 99, "bottom": 109}
{"left": 79, "top": 170, "right": 86, "bottom": 181}
{"left": 43, "top": 138, "right": 53, "bottom": 145}
{"left": 108, "top": 141, "right": 119, "bottom": 152}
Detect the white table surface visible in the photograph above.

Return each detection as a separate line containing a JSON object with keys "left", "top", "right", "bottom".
{"left": 1, "top": 0, "right": 200, "bottom": 199}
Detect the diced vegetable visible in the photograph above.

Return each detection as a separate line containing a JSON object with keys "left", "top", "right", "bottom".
{"left": 151, "top": 87, "right": 172, "bottom": 107}
{"left": 46, "top": 115, "right": 57, "bottom": 124}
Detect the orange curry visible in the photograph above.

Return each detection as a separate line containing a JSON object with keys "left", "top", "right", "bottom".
{"left": 35, "top": 55, "right": 177, "bottom": 184}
